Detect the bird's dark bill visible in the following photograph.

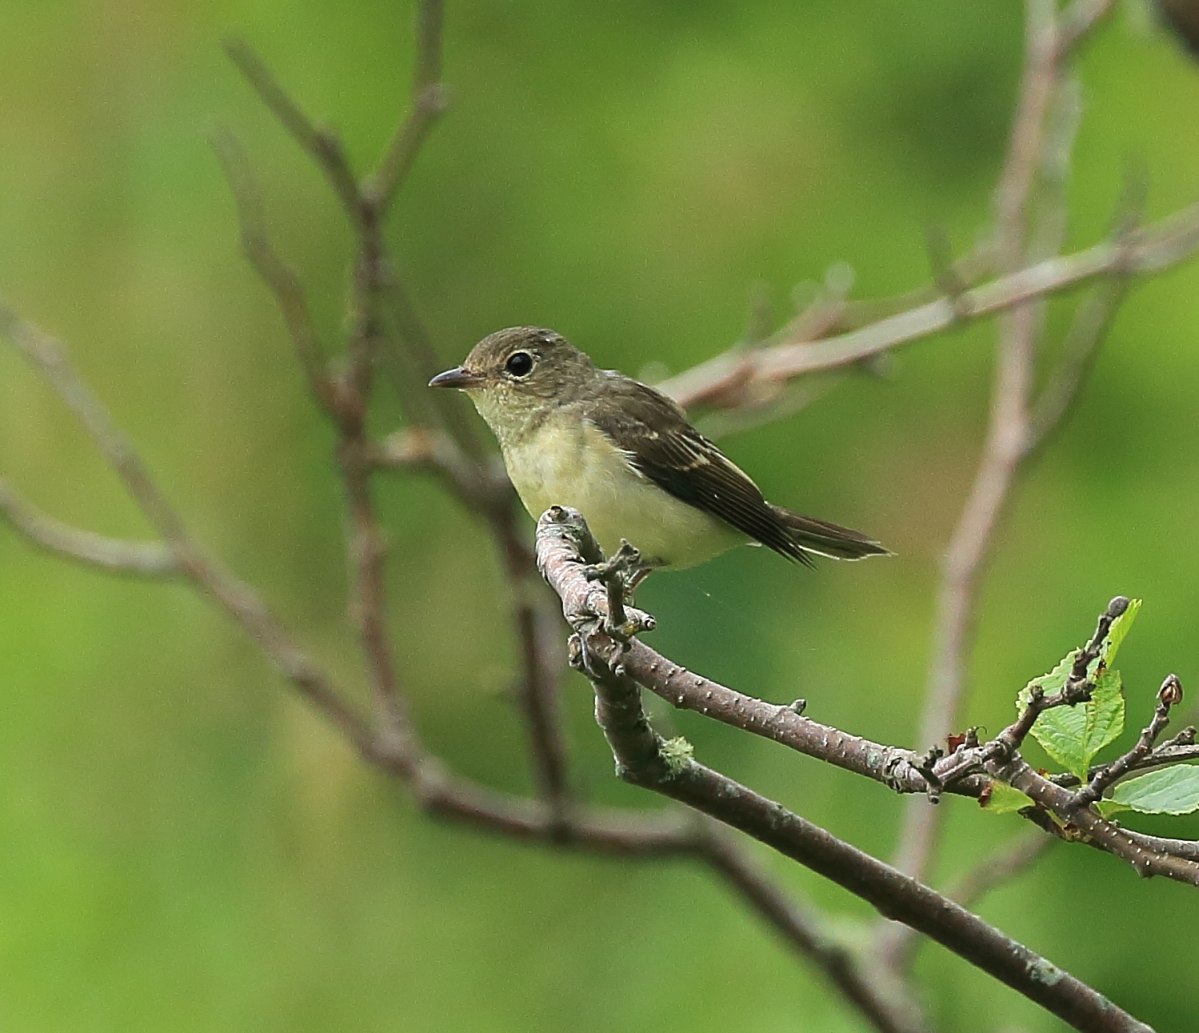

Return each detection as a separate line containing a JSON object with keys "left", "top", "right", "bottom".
{"left": 428, "top": 366, "right": 485, "bottom": 389}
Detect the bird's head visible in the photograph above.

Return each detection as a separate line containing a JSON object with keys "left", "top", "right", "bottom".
{"left": 429, "top": 327, "right": 597, "bottom": 440}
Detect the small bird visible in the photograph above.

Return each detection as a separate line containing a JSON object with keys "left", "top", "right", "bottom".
{"left": 429, "top": 327, "right": 887, "bottom": 571}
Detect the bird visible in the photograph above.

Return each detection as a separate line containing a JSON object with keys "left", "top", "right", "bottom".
{"left": 429, "top": 326, "right": 888, "bottom": 572}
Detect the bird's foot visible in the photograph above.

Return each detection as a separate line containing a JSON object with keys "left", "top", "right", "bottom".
{"left": 584, "top": 539, "right": 656, "bottom": 638}
{"left": 584, "top": 539, "right": 644, "bottom": 587}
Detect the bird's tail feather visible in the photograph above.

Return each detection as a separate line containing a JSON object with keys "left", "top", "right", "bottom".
{"left": 770, "top": 506, "right": 891, "bottom": 561}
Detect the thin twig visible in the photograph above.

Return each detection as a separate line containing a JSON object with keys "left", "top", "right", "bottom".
{"left": 656, "top": 202, "right": 1199, "bottom": 409}
{"left": 1058, "top": 0, "right": 1118, "bottom": 52}
{"left": 0, "top": 302, "right": 370, "bottom": 747}
{"left": 1026, "top": 278, "right": 1129, "bottom": 456}
{"left": 1049, "top": 739, "right": 1199, "bottom": 787}
{"left": 379, "top": 271, "right": 485, "bottom": 456}
{"left": 990, "top": 754, "right": 1199, "bottom": 883}
{"left": 339, "top": 433, "right": 409, "bottom": 723}
{"left": 225, "top": 34, "right": 481, "bottom": 456}
{"left": 223, "top": 37, "right": 363, "bottom": 225}
{"left": 365, "top": 0, "right": 451, "bottom": 213}
{"left": 0, "top": 479, "right": 176, "bottom": 576}
{"left": 384, "top": 429, "right": 570, "bottom": 807}
{"left": 945, "top": 833, "right": 1055, "bottom": 909}
{"left": 832, "top": 245, "right": 995, "bottom": 335}
{"left": 702, "top": 836, "right": 928, "bottom": 1033}
{"left": 886, "top": 0, "right": 1092, "bottom": 927}
{"left": 1118, "top": 829, "right": 1199, "bottom": 862}
{"left": 1073, "top": 674, "right": 1183, "bottom": 808}
{"left": 210, "top": 127, "right": 338, "bottom": 414}
{"left": 496, "top": 518, "right": 571, "bottom": 810}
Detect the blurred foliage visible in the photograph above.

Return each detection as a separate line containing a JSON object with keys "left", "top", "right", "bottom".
{"left": 1, "top": 2, "right": 1198, "bottom": 1031}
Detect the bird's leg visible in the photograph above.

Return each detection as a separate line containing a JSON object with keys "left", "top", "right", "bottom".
{"left": 626, "top": 566, "right": 654, "bottom": 595}
{"left": 584, "top": 539, "right": 643, "bottom": 590}
{"left": 584, "top": 540, "right": 655, "bottom": 638}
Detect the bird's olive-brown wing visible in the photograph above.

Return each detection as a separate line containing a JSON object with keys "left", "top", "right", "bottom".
{"left": 584, "top": 375, "right": 812, "bottom": 565}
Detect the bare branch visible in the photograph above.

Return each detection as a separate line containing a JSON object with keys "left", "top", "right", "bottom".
{"left": 1119, "top": 829, "right": 1199, "bottom": 862}
{"left": 992, "top": 756, "right": 1199, "bottom": 883}
{"left": 339, "top": 434, "right": 409, "bottom": 722}
{"left": 379, "top": 432, "right": 570, "bottom": 804}
{"left": 0, "top": 302, "right": 370, "bottom": 745}
{"left": 201, "top": 11, "right": 566, "bottom": 809}
{"left": 210, "top": 127, "right": 338, "bottom": 413}
{"left": 367, "top": 730, "right": 698, "bottom": 852}
{"left": 0, "top": 479, "right": 176, "bottom": 576}
{"left": 1058, "top": 0, "right": 1118, "bottom": 53}
{"left": 224, "top": 39, "right": 458, "bottom": 437}
{"left": 538, "top": 509, "right": 1153, "bottom": 1033}
{"left": 223, "top": 38, "right": 363, "bottom": 225}
{"left": 365, "top": 0, "right": 451, "bottom": 213}
{"left": 656, "top": 202, "right": 1199, "bottom": 410}
{"left": 1026, "top": 278, "right": 1128, "bottom": 455}
{"left": 372, "top": 427, "right": 509, "bottom": 513}
{"left": 947, "top": 832, "right": 1055, "bottom": 909}
{"left": 496, "top": 520, "right": 571, "bottom": 810}
{"left": 1073, "top": 674, "right": 1184, "bottom": 808}
{"left": 378, "top": 271, "right": 486, "bottom": 456}
{"left": 1049, "top": 729, "right": 1198, "bottom": 788}
{"left": 886, "top": 0, "right": 1104, "bottom": 910}
{"left": 701, "top": 837, "right": 928, "bottom": 1033}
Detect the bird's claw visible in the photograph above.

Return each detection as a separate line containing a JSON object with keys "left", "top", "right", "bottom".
{"left": 583, "top": 539, "right": 656, "bottom": 639}
{"left": 584, "top": 539, "right": 645, "bottom": 591}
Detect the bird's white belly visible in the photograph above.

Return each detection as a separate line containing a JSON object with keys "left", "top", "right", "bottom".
{"left": 502, "top": 419, "right": 740, "bottom": 568}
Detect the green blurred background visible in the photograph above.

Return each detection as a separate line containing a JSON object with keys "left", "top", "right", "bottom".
{"left": 2, "top": 2, "right": 1197, "bottom": 1030}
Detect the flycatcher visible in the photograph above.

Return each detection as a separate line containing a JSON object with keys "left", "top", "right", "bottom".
{"left": 429, "top": 327, "right": 887, "bottom": 571}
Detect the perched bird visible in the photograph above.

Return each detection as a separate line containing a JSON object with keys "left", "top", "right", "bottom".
{"left": 429, "top": 327, "right": 887, "bottom": 571}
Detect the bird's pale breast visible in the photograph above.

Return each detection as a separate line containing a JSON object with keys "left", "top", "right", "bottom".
{"left": 500, "top": 414, "right": 741, "bottom": 568}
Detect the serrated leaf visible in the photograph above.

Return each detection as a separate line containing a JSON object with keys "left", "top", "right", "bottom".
{"left": 980, "top": 781, "right": 1035, "bottom": 814}
{"left": 1107, "top": 765, "right": 1199, "bottom": 816}
{"left": 1016, "top": 649, "right": 1124, "bottom": 779}
{"left": 1085, "top": 667, "right": 1126, "bottom": 757}
{"left": 1030, "top": 669, "right": 1124, "bottom": 781}
{"left": 1017, "top": 650, "right": 1075, "bottom": 709}
{"left": 1016, "top": 650, "right": 1080, "bottom": 774}
{"left": 1015, "top": 619, "right": 1130, "bottom": 780}
{"left": 1100, "top": 598, "right": 1142, "bottom": 668}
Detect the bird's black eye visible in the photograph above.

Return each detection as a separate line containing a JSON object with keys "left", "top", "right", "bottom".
{"left": 505, "top": 351, "right": 534, "bottom": 378}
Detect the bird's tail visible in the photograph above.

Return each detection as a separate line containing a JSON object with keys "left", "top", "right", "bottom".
{"left": 770, "top": 506, "right": 891, "bottom": 561}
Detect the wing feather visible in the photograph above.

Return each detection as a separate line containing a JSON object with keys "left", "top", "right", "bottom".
{"left": 584, "top": 374, "right": 813, "bottom": 565}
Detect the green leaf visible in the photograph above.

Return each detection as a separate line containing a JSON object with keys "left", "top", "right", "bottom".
{"left": 1016, "top": 650, "right": 1077, "bottom": 773}
{"left": 980, "top": 781, "right": 1035, "bottom": 814}
{"left": 1013, "top": 603, "right": 1140, "bottom": 781}
{"left": 1106, "top": 765, "right": 1199, "bottom": 816}
{"left": 1016, "top": 650, "right": 1124, "bottom": 780}
{"left": 1033, "top": 668, "right": 1124, "bottom": 781}
{"left": 1016, "top": 649, "right": 1074, "bottom": 709}
{"left": 1100, "top": 598, "right": 1142, "bottom": 668}
{"left": 1086, "top": 667, "right": 1125, "bottom": 758}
